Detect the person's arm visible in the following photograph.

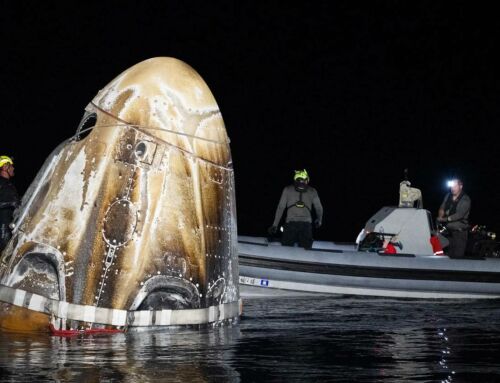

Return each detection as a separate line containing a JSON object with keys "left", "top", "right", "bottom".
{"left": 312, "top": 190, "right": 323, "bottom": 225}
{"left": 437, "top": 195, "right": 448, "bottom": 220}
{"left": 0, "top": 183, "right": 19, "bottom": 208}
{"left": 447, "top": 197, "right": 470, "bottom": 222}
{"left": 272, "top": 188, "right": 288, "bottom": 227}
{"left": 438, "top": 207, "right": 445, "bottom": 219}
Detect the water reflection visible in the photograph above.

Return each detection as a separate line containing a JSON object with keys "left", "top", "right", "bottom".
{"left": 0, "top": 325, "right": 241, "bottom": 383}
{"left": 2, "top": 297, "right": 500, "bottom": 382}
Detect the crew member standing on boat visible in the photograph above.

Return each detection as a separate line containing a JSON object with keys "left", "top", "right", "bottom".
{"left": 437, "top": 178, "right": 471, "bottom": 258}
{"left": 0, "top": 155, "right": 19, "bottom": 252}
{"left": 268, "top": 169, "right": 323, "bottom": 249}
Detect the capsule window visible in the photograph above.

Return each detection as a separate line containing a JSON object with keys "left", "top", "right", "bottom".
{"left": 135, "top": 142, "right": 147, "bottom": 159}
{"left": 74, "top": 112, "right": 97, "bottom": 141}
{"left": 134, "top": 140, "right": 157, "bottom": 164}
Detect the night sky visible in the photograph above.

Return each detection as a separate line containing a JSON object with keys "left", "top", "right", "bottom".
{"left": 2, "top": 2, "right": 499, "bottom": 241}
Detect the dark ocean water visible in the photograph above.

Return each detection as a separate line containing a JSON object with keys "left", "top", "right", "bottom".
{"left": 1, "top": 295, "right": 500, "bottom": 382}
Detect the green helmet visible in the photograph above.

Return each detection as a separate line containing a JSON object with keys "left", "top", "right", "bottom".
{"left": 294, "top": 169, "right": 309, "bottom": 181}
{"left": 0, "top": 155, "right": 14, "bottom": 168}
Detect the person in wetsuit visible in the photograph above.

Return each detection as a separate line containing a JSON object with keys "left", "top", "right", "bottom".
{"left": 0, "top": 155, "right": 19, "bottom": 251}
{"left": 268, "top": 169, "right": 323, "bottom": 249}
{"left": 437, "top": 178, "right": 471, "bottom": 258}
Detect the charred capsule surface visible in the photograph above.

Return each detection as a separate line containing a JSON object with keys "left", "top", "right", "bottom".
{"left": 0, "top": 58, "right": 240, "bottom": 332}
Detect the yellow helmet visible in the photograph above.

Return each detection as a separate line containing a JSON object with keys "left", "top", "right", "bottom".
{"left": 294, "top": 169, "right": 309, "bottom": 181}
{"left": 0, "top": 155, "right": 14, "bottom": 168}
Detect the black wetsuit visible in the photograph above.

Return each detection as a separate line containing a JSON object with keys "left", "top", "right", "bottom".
{"left": 0, "top": 176, "right": 19, "bottom": 251}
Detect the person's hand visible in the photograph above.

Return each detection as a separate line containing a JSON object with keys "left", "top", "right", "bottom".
{"left": 268, "top": 225, "right": 278, "bottom": 235}
{"left": 314, "top": 219, "right": 322, "bottom": 228}
{"left": 437, "top": 216, "right": 447, "bottom": 223}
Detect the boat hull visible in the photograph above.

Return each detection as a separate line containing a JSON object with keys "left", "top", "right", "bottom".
{"left": 238, "top": 236, "right": 500, "bottom": 299}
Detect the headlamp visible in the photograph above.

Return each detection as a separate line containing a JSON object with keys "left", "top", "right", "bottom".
{"left": 447, "top": 179, "right": 457, "bottom": 188}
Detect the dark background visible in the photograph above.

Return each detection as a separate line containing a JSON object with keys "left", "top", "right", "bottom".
{"left": 1, "top": 1, "right": 498, "bottom": 241}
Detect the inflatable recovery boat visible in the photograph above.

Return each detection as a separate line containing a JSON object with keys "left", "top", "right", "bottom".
{"left": 238, "top": 206, "right": 500, "bottom": 299}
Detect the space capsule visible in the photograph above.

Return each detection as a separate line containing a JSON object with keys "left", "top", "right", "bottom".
{"left": 0, "top": 57, "right": 240, "bottom": 332}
